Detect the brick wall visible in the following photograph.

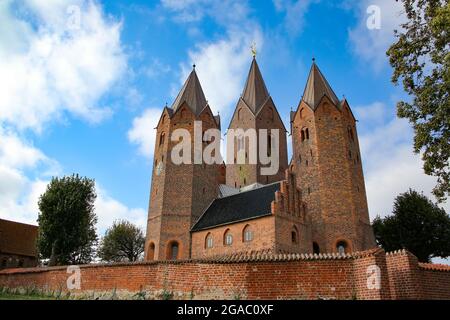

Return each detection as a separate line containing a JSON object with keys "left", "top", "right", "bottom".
{"left": 191, "top": 216, "right": 276, "bottom": 259}
{"left": 1, "top": 249, "right": 449, "bottom": 300}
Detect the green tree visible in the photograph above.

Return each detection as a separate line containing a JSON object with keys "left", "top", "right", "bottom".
{"left": 37, "top": 174, "right": 97, "bottom": 265}
{"left": 98, "top": 220, "right": 145, "bottom": 262}
{"left": 387, "top": 0, "right": 450, "bottom": 201}
{"left": 373, "top": 189, "right": 450, "bottom": 262}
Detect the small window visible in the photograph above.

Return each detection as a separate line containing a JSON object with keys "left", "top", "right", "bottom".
{"left": 313, "top": 242, "right": 320, "bottom": 254}
{"left": 337, "top": 241, "right": 348, "bottom": 255}
{"left": 243, "top": 225, "right": 253, "bottom": 242}
{"left": 291, "top": 226, "right": 298, "bottom": 244}
{"left": 301, "top": 130, "right": 305, "bottom": 142}
{"left": 162, "top": 114, "right": 166, "bottom": 124}
{"left": 168, "top": 241, "right": 179, "bottom": 260}
{"left": 268, "top": 107, "right": 274, "bottom": 121}
{"left": 148, "top": 243, "right": 155, "bottom": 261}
{"left": 224, "top": 230, "right": 233, "bottom": 246}
{"left": 348, "top": 127, "right": 354, "bottom": 142}
{"left": 299, "top": 108, "right": 304, "bottom": 119}
{"left": 291, "top": 231, "right": 297, "bottom": 244}
{"left": 238, "top": 108, "right": 242, "bottom": 120}
{"left": 267, "top": 134, "right": 272, "bottom": 156}
{"left": 159, "top": 132, "right": 165, "bottom": 146}
{"left": 306, "top": 128, "right": 309, "bottom": 140}
{"left": 205, "top": 233, "right": 213, "bottom": 249}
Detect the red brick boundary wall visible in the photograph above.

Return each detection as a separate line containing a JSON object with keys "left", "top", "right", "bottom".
{"left": 0, "top": 248, "right": 449, "bottom": 299}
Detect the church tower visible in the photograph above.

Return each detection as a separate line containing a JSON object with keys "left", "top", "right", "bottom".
{"left": 290, "top": 60, "right": 376, "bottom": 254}
{"left": 226, "top": 57, "right": 288, "bottom": 188}
{"left": 144, "top": 66, "right": 221, "bottom": 261}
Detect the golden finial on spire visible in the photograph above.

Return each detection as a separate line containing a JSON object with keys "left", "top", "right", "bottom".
{"left": 250, "top": 42, "right": 257, "bottom": 58}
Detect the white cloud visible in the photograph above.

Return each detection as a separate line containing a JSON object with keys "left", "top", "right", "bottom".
{"left": 355, "top": 102, "right": 449, "bottom": 219}
{"left": 128, "top": 108, "right": 162, "bottom": 159}
{"left": 0, "top": 0, "right": 127, "bottom": 132}
{"left": 0, "top": 129, "right": 146, "bottom": 236}
{"left": 161, "top": 0, "right": 250, "bottom": 25}
{"left": 179, "top": 28, "right": 264, "bottom": 117}
{"left": 95, "top": 186, "right": 147, "bottom": 236}
{"left": 347, "top": 0, "right": 405, "bottom": 70}
{"left": 273, "top": 0, "right": 318, "bottom": 36}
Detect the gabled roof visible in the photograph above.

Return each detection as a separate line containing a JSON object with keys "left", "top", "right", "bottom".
{"left": 241, "top": 57, "right": 270, "bottom": 114}
{"left": 191, "top": 182, "right": 280, "bottom": 231}
{"left": 171, "top": 67, "right": 208, "bottom": 116}
{"left": 302, "top": 61, "right": 340, "bottom": 110}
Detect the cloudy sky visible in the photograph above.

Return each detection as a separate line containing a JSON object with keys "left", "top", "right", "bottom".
{"left": 0, "top": 0, "right": 448, "bottom": 253}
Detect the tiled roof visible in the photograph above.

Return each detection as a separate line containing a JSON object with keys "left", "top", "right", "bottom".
{"left": 302, "top": 61, "right": 340, "bottom": 109}
{"left": 171, "top": 68, "right": 208, "bottom": 116}
{"left": 241, "top": 58, "right": 270, "bottom": 114}
{"left": 0, "top": 219, "right": 38, "bottom": 257}
{"left": 191, "top": 182, "right": 281, "bottom": 231}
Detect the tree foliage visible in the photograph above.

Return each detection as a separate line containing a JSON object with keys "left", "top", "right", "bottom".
{"left": 387, "top": 0, "right": 450, "bottom": 201}
{"left": 373, "top": 189, "right": 450, "bottom": 262}
{"left": 37, "top": 174, "right": 97, "bottom": 265}
{"left": 98, "top": 220, "right": 145, "bottom": 262}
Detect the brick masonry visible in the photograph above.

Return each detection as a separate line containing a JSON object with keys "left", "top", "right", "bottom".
{"left": 1, "top": 249, "right": 449, "bottom": 300}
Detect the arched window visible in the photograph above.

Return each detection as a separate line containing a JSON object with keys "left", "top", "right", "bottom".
{"left": 162, "top": 114, "right": 166, "bottom": 124}
{"left": 301, "top": 130, "right": 305, "bottom": 142}
{"left": 268, "top": 107, "right": 274, "bottom": 121}
{"left": 336, "top": 240, "right": 348, "bottom": 255}
{"left": 148, "top": 242, "right": 155, "bottom": 261}
{"left": 299, "top": 108, "right": 304, "bottom": 119}
{"left": 267, "top": 133, "right": 272, "bottom": 156}
{"left": 313, "top": 242, "right": 320, "bottom": 254}
{"left": 302, "top": 203, "right": 307, "bottom": 216}
{"left": 159, "top": 132, "right": 165, "bottom": 146}
{"left": 305, "top": 128, "right": 310, "bottom": 140}
{"left": 205, "top": 233, "right": 213, "bottom": 249}
{"left": 224, "top": 229, "right": 233, "bottom": 246}
{"left": 167, "top": 241, "right": 179, "bottom": 260}
{"left": 238, "top": 108, "right": 242, "bottom": 120}
{"left": 291, "top": 226, "right": 298, "bottom": 244}
{"left": 243, "top": 225, "right": 253, "bottom": 242}
{"left": 180, "top": 109, "right": 186, "bottom": 118}
{"left": 348, "top": 126, "right": 354, "bottom": 142}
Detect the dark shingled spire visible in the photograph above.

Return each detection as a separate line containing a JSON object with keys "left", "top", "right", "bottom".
{"left": 172, "top": 67, "right": 208, "bottom": 116}
{"left": 302, "top": 61, "right": 340, "bottom": 109}
{"left": 241, "top": 57, "right": 270, "bottom": 113}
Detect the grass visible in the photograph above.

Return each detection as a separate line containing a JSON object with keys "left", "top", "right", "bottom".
{"left": 0, "top": 292, "right": 56, "bottom": 300}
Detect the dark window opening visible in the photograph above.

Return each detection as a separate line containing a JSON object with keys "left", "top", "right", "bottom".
{"left": 168, "top": 242, "right": 179, "bottom": 260}
{"left": 313, "top": 242, "right": 320, "bottom": 254}
{"left": 337, "top": 241, "right": 348, "bottom": 255}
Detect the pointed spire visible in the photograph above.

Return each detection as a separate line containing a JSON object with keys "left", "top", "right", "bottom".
{"left": 241, "top": 58, "right": 270, "bottom": 113}
{"left": 171, "top": 67, "right": 208, "bottom": 116}
{"left": 302, "top": 60, "right": 339, "bottom": 109}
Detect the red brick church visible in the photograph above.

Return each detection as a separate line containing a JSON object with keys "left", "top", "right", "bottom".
{"left": 144, "top": 57, "right": 376, "bottom": 261}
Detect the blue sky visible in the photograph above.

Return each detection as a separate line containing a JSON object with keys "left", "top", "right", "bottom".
{"left": 0, "top": 0, "right": 448, "bottom": 261}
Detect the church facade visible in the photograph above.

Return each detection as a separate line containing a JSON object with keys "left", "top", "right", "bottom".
{"left": 144, "top": 57, "right": 376, "bottom": 261}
